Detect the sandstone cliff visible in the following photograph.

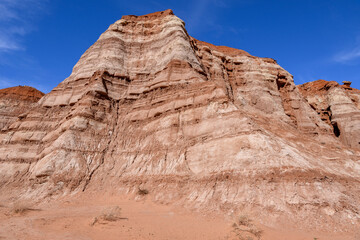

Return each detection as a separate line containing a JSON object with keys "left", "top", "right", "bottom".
{"left": 0, "top": 10, "right": 359, "bottom": 231}
{"left": 299, "top": 80, "right": 360, "bottom": 149}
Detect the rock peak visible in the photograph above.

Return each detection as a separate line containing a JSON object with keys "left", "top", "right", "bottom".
{"left": 191, "top": 37, "right": 252, "bottom": 57}
{"left": 121, "top": 9, "right": 174, "bottom": 21}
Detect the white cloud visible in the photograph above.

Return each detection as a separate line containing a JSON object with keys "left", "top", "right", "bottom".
{"left": 334, "top": 43, "right": 360, "bottom": 63}
{"left": 0, "top": 37, "right": 20, "bottom": 51}
{"left": 0, "top": 0, "right": 47, "bottom": 52}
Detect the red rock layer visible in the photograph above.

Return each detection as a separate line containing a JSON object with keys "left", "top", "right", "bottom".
{"left": 0, "top": 86, "right": 44, "bottom": 130}
{"left": 0, "top": 86, "right": 44, "bottom": 102}
{"left": 0, "top": 10, "right": 359, "bottom": 231}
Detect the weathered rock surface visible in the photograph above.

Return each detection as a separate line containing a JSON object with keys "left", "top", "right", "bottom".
{"left": 0, "top": 10, "right": 359, "bottom": 231}
{"left": 299, "top": 80, "right": 360, "bottom": 149}
{"left": 0, "top": 86, "right": 44, "bottom": 130}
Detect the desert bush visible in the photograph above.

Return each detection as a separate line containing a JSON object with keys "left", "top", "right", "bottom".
{"left": 249, "top": 227, "right": 263, "bottom": 239}
{"left": 232, "top": 214, "right": 263, "bottom": 240}
{"left": 11, "top": 201, "right": 32, "bottom": 214}
{"left": 92, "top": 206, "right": 122, "bottom": 225}
{"left": 101, "top": 206, "right": 122, "bottom": 221}
{"left": 137, "top": 187, "right": 149, "bottom": 196}
{"left": 237, "top": 215, "right": 252, "bottom": 227}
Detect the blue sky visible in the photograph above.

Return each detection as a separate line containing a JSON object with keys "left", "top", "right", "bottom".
{"left": 0, "top": 0, "right": 360, "bottom": 93}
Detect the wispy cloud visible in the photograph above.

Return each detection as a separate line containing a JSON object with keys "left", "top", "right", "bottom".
{"left": 296, "top": 73, "right": 322, "bottom": 85}
{"left": 0, "top": 77, "right": 16, "bottom": 88}
{"left": 334, "top": 41, "right": 360, "bottom": 64}
{"left": 0, "top": 0, "right": 47, "bottom": 52}
{"left": 0, "top": 37, "right": 20, "bottom": 51}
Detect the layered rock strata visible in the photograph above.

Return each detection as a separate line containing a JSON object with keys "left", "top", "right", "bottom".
{"left": 299, "top": 80, "right": 360, "bottom": 149}
{"left": 0, "top": 86, "right": 44, "bottom": 130}
{"left": 0, "top": 10, "right": 359, "bottom": 230}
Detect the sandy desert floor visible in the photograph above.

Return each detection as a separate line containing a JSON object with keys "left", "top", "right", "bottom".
{"left": 0, "top": 192, "right": 358, "bottom": 240}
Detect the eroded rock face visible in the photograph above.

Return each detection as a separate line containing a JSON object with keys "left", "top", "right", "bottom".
{"left": 0, "top": 86, "right": 44, "bottom": 130}
{"left": 298, "top": 80, "right": 360, "bottom": 149}
{"left": 1, "top": 10, "right": 359, "bottom": 230}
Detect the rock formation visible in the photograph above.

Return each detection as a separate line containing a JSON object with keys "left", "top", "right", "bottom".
{"left": 0, "top": 86, "right": 44, "bottom": 130}
{"left": 0, "top": 10, "right": 359, "bottom": 231}
{"left": 298, "top": 80, "right": 360, "bottom": 149}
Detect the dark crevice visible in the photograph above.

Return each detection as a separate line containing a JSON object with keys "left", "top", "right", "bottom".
{"left": 332, "top": 121, "right": 341, "bottom": 137}
{"left": 276, "top": 77, "right": 286, "bottom": 91}
{"left": 309, "top": 104, "right": 316, "bottom": 111}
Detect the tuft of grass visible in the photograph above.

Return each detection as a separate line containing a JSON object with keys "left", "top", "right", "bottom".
{"left": 137, "top": 188, "right": 149, "bottom": 196}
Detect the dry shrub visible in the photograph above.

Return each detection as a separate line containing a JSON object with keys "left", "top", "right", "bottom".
{"left": 249, "top": 227, "right": 263, "bottom": 239}
{"left": 92, "top": 206, "right": 122, "bottom": 225}
{"left": 237, "top": 215, "right": 252, "bottom": 227}
{"left": 232, "top": 215, "right": 263, "bottom": 240}
{"left": 101, "top": 206, "right": 122, "bottom": 221}
{"left": 11, "top": 201, "right": 32, "bottom": 214}
{"left": 137, "top": 188, "right": 149, "bottom": 196}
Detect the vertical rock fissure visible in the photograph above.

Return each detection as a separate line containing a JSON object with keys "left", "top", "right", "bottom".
{"left": 276, "top": 73, "right": 297, "bottom": 126}
{"left": 332, "top": 121, "right": 341, "bottom": 137}
{"left": 327, "top": 106, "right": 341, "bottom": 138}
{"left": 82, "top": 99, "right": 120, "bottom": 191}
{"left": 189, "top": 38, "right": 208, "bottom": 76}
{"left": 223, "top": 67, "right": 235, "bottom": 103}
